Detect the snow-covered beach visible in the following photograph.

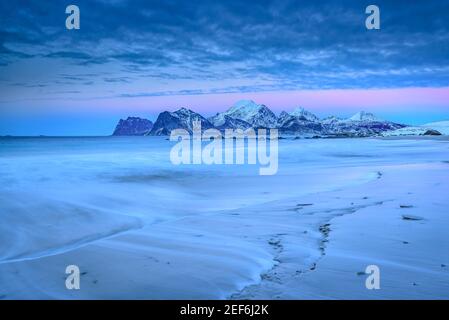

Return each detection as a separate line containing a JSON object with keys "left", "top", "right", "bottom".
{"left": 0, "top": 136, "right": 448, "bottom": 299}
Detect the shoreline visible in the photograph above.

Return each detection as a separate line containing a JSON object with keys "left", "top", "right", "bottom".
{"left": 232, "top": 162, "right": 449, "bottom": 299}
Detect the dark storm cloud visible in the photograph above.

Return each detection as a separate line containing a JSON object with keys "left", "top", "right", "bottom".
{"left": 0, "top": 0, "right": 449, "bottom": 90}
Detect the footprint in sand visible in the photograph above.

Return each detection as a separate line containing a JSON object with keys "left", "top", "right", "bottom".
{"left": 319, "top": 224, "right": 331, "bottom": 237}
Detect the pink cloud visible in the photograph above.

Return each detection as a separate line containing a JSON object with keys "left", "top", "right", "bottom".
{"left": 9, "top": 87, "right": 449, "bottom": 118}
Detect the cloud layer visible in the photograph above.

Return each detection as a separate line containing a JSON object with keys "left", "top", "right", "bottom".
{"left": 1, "top": 0, "right": 449, "bottom": 104}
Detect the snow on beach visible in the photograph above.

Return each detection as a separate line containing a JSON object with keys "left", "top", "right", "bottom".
{"left": 0, "top": 136, "right": 448, "bottom": 299}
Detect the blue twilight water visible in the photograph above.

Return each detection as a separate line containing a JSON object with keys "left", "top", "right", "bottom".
{"left": 1, "top": 136, "right": 448, "bottom": 263}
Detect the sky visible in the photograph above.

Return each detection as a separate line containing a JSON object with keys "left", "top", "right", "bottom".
{"left": 0, "top": 0, "right": 449, "bottom": 135}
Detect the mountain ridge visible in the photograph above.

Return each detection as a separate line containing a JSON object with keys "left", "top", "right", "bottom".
{"left": 112, "top": 100, "right": 408, "bottom": 137}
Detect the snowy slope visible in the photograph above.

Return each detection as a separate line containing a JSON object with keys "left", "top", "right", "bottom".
{"left": 349, "top": 111, "right": 381, "bottom": 122}
{"left": 211, "top": 100, "right": 278, "bottom": 128}
{"left": 149, "top": 107, "right": 213, "bottom": 135}
{"left": 117, "top": 104, "right": 410, "bottom": 137}
{"left": 382, "top": 120, "right": 449, "bottom": 136}
{"left": 289, "top": 107, "right": 320, "bottom": 122}
{"left": 277, "top": 108, "right": 323, "bottom": 135}
{"left": 209, "top": 115, "right": 253, "bottom": 131}
{"left": 323, "top": 111, "right": 405, "bottom": 136}
{"left": 422, "top": 120, "right": 449, "bottom": 135}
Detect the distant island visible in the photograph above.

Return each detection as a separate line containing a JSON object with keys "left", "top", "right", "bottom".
{"left": 112, "top": 100, "right": 447, "bottom": 138}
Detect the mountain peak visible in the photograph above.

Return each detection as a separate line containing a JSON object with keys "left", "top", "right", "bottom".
{"left": 112, "top": 117, "right": 153, "bottom": 136}
{"left": 349, "top": 111, "right": 381, "bottom": 122}
{"left": 233, "top": 99, "right": 259, "bottom": 107}
{"left": 289, "top": 107, "right": 319, "bottom": 122}
{"left": 115, "top": 102, "right": 407, "bottom": 137}
{"left": 174, "top": 107, "right": 194, "bottom": 114}
{"left": 228, "top": 100, "right": 263, "bottom": 113}
{"left": 149, "top": 108, "right": 213, "bottom": 135}
{"left": 221, "top": 100, "right": 277, "bottom": 128}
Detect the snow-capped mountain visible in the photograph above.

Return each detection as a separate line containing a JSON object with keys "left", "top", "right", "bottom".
{"left": 277, "top": 109, "right": 323, "bottom": 135}
{"left": 321, "top": 116, "right": 342, "bottom": 125}
{"left": 208, "top": 114, "right": 253, "bottom": 131}
{"left": 348, "top": 111, "right": 381, "bottom": 122}
{"left": 148, "top": 107, "right": 214, "bottom": 136}
{"left": 322, "top": 111, "right": 405, "bottom": 137}
{"left": 276, "top": 108, "right": 403, "bottom": 137}
{"left": 112, "top": 117, "right": 153, "bottom": 136}
{"left": 112, "top": 102, "right": 409, "bottom": 137}
{"left": 382, "top": 120, "right": 449, "bottom": 136}
{"left": 289, "top": 107, "right": 320, "bottom": 122}
{"left": 210, "top": 100, "right": 278, "bottom": 128}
